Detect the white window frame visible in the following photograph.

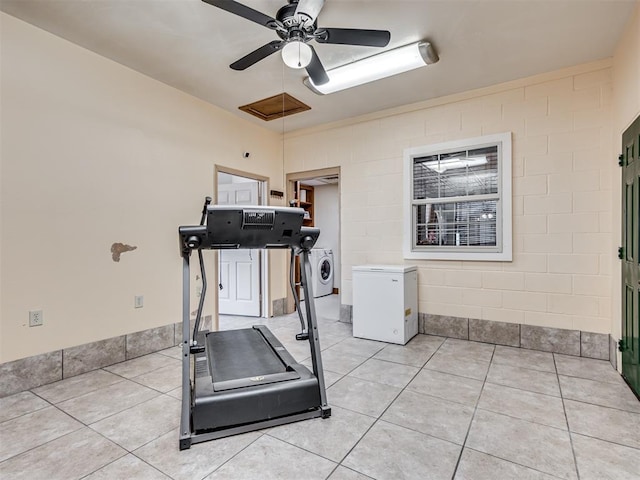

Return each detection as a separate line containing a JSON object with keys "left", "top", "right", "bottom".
{"left": 403, "top": 132, "right": 512, "bottom": 261}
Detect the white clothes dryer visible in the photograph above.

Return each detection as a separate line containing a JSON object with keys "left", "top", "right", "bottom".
{"left": 310, "top": 248, "right": 334, "bottom": 298}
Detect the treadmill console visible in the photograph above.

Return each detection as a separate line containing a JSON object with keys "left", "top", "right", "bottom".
{"left": 179, "top": 205, "right": 319, "bottom": 254}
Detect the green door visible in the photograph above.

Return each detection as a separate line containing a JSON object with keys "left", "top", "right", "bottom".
{"left": 621, "top": 115, "right": 640, "bottom": 397}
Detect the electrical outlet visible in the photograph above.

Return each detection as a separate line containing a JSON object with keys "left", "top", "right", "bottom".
{"left": 29, "top": 310, "right": 43, "bottom": 327}
{"left": 134, "top": 295, "right": 144, "bottom": 309}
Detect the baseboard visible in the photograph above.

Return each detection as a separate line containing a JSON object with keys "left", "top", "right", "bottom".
{"left": 272, "top": 298, "right": 287, "bottom": 317}
{"left": 341, "top": 305, "right": 612, "bottom": 361}
{"left": 0, "top": 309, "right": 616, "bottom": 399}
{"left": 0, "top": 316, "right": 210, "bottom": 399}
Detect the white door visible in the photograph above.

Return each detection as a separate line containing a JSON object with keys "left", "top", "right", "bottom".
{"left": 217, "top": 181, "right": 261, "bottom": 316}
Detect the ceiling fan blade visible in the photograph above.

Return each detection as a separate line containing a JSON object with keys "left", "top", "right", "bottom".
{"left": 202, "top": 0, "right": 279, "bottom": 30}
{"left": 230, "top": 41, "right": 284, "bottom": 70}
{"left": 294, "top": 0, "right": 325, "bottom": 28}
{"left": 315, "top": 28, "right": 391, "bottom": 47}
{"left": 306, "top": 45, "right": 329, "bottom": 85}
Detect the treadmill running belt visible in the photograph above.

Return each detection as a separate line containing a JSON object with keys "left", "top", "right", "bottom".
{"left": 207, "top": 328, "right": 286, "bottom": 382}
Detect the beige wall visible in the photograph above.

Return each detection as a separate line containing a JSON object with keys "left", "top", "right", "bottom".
{"left": 0, "top": 13, "right": 286, "bottom": 363}
{"left": 285, "top": 60, "right": 617, "bottom": 335}
{"left": 611, "top": 2, "right": 640, "bottom": 353}
{"left": 3, "top": 5, "right": 638, "bottom": 364}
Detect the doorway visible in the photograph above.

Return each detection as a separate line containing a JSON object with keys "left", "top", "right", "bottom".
{"left": 286, "top": 167, "right": 341, "bottom": 315}
{"left": 621, "top": 115, "right": 640, "bottom": 397}
{"left": 216, "top": 167, "right": 268, "bottom": 317}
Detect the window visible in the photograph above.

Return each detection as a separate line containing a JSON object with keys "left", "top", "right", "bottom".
{"left": 403, "top": 133, "right": 512, "bottom": 261}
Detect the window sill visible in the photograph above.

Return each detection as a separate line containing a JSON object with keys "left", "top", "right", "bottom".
{"left": 403, "top": 250, "right": 512, "bottom": 262}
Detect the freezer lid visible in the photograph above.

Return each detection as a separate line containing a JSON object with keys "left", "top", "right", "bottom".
{"left": 352, "top": 265, "right": 417, "bottom": 273}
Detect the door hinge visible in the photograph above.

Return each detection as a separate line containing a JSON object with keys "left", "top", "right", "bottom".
{"left": 618, "top": 339, "right": 627, "bottom": 352}
{"left": 618, "top": 247, "right": 625, "bottom": 259}
{"left": 618, "top": 154, "right": 624, "bottom": 166}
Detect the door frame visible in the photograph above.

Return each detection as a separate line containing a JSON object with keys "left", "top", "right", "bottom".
{"left": 285, "top": 167, "right": 340, "bottom": 313}
{"left": 215, "top": 165, "right": 270, "bottom": 321}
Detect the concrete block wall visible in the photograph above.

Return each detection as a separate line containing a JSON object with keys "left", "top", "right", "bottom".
{"left": 284, "top": 60, "right": 615, "bottom": 336}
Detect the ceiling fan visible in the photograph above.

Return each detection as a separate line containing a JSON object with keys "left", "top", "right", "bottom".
{"left": 202, "top": 0, "right": 391, "bottom": 86}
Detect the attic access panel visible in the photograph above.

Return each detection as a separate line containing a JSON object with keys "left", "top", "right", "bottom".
{"left": 239, "top": 93, "right": 310, "bottom": 121}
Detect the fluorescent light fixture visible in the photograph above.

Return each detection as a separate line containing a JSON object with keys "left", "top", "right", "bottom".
{"left": 425, "top": 155, "right": 487, "bottom": 174}
{"left": 304, "top": 41, "right": 438, "bottom": 95}
{"left": 282, "top": 41, "right": 312, "bottom": 69}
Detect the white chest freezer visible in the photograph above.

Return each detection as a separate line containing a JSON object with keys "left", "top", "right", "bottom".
{"left": 352, "top": 265, "right": 418, "bottom": 345}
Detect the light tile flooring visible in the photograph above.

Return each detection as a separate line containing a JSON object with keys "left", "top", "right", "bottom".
{"left": 1, "top": 295, "right": 639, "bottom": 479}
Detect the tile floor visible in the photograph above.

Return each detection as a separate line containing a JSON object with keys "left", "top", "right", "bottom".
{"left": 1, "top": 295, "right": 639, "bottom": 479}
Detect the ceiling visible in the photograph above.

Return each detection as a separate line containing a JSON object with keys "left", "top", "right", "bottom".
{"left": 1, "top": 0, "right": 636, "bottom": 133}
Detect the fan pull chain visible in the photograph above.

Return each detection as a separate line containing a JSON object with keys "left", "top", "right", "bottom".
{"left": 282, "top": 59, "right": 286, "bottom": 199}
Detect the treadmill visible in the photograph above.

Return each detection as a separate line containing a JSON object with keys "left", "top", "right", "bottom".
{"left": 178, "top": 198, "right": 331, "bottom": 450}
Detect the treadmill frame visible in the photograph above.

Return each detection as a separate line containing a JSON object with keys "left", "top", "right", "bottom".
{"left": 179, "top": 207, "right": 330, "bottom": 450}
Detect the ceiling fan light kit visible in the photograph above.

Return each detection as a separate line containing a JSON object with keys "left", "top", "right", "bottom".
{"left": 282, "top": 40, "right": 313, "bottom": 69}
{"left": 304, "top": 41, "right": 440, "bottom": 95}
